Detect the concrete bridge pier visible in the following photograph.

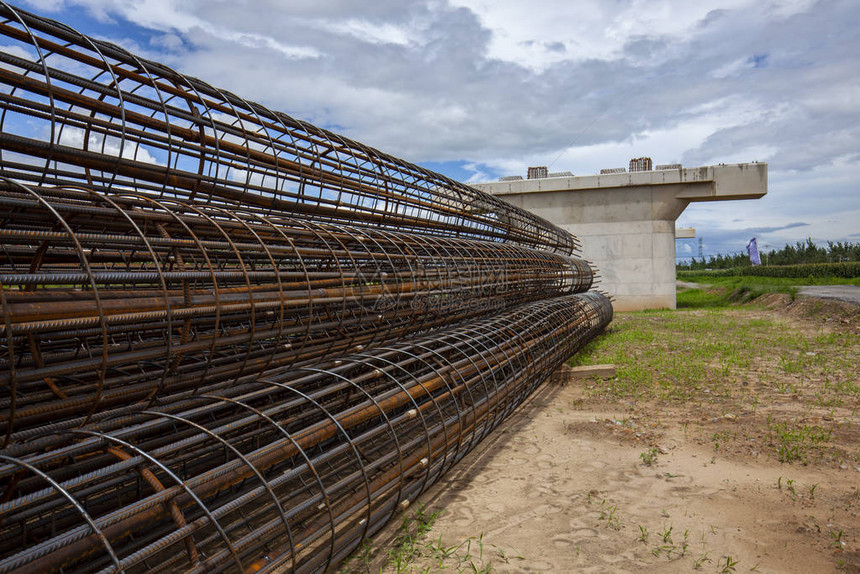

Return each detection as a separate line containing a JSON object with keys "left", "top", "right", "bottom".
{"left": 473, "top": 163, "right": 767, "bottom": 311}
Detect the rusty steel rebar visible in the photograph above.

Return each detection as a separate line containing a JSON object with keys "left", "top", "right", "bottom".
{"left": 0, "top": 293, "right": 612, "bottom": 574}
{"left": 0, "top": 4, "right": 615, "bottom": 572}
{"left": 0, "top": 181, "right": 593, "bottom": 437}
{"left": 0, "top": 2, "right": 577, "bottom": 255}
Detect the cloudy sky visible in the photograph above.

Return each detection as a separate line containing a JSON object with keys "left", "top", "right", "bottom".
{"left": 16, "top": 0, "right": 860, "bottom": 260}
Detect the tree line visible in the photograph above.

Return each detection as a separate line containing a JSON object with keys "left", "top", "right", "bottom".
{"left": 677, "top": 239, "right": 860, "bottom": 270}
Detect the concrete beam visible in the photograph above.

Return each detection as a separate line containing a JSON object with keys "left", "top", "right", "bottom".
{"left": 484, "top": 163, "right": 767, "bottom": 201}
{"left": 472, "top": 163, "right": 767, "bottom": 311}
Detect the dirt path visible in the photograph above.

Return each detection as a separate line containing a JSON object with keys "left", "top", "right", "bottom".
{"left": 407, "top": 382, "right": 858, "bottom": 573}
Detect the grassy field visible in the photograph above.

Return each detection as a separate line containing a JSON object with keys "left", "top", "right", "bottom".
{"left": 675, "top": 274, "right": 860, "bottom": 307}
{"left": 568, "top": 294, "right": 859, "bottom": 446}
{"left": 677, "top": 278, "right": 799, "bottom": 306}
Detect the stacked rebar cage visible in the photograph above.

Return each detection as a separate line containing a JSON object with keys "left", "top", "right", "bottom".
{"left": 0, "top": 3, "right": 613, "bottom": 572}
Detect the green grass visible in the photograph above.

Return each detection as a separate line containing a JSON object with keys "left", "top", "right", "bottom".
{"left": 341, "top": 504, "right": 525, "bottom": 573}
{"left": 386, "top": 504, "right": 442, "bottom": 572}
{"left": 566, "top": 303, "right": 859, "bottom": 410}
{"left": 675, "top": 288, "right": 731, "bottom": 308}
{"left": 677, "top": 272, "right": 860, "bottom": 309}
{"left": 676, "top": 279, "right": 799, "bottom": 309}
{"left": 679, "top": 273, "right": 860, "bottom": 288}
{"left": 564, "top": 295, "right": 860, "bottom": 471}
{"left": 767, "top": 419, "right": 832, "bottom": 464}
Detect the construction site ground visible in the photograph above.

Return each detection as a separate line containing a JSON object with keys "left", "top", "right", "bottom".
{"left": 342, "top": 293, "right": 860, "bottom": 573}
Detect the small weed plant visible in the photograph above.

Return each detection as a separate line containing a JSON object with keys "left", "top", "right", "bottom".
{"left": 719, "top": 555, "right": 739, "bottom": 573}
{"left": 387, "top": 504, "right": 442, "bottom": 573}
{"left": 767, "top": 419, "right": 832, "bottom": 463}
{"left": 639, "top": 447, "right": 659, "bottom": 466}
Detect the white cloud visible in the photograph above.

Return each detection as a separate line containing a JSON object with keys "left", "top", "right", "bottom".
{"left": 17, "top": 0, "right": 66, "bottom": 10}
{"left": 461, "top": 162, "right": 492, "bottom": 184}
{"left": 23, "top": 0, "right": 320, "bottom": 58}
{"left": 800, "top": 81, "right": 860, "bottom": 115}
{"left": 11, "top": 0, "right": 860, "bottom": 251}
{"left": 0, "top": 44, "right": 34, "bottom": 61}
{"left": 315, "top": 19, "right": 414, "bottom": 46}
{"left": 447, "top": 0, "right": 756, "bottom": 70}
{"left": 57, "top": 126, "right": 161, "bottom": 165}
{"left": 711, "top": 56, "right": 756, "bottom": 79}
{"left": 0, "top": 44, "right": 36, "bottom": 73}
{"left": 478, "top": 95, "right": 775, "bottom": 176}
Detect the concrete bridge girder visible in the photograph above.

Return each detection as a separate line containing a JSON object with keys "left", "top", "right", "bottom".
{"left": 473, "top": 163, "right": 768, "bottom": 311}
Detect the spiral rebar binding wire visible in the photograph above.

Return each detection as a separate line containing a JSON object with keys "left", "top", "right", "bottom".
{"left": 0, "top": 2, "right": 576, "bottom": 254}
{"left": 0, "top": 3, "right": 615, "bottom": 572}
{"left": 0, "top": 294, "right": 612, "bottom": 574}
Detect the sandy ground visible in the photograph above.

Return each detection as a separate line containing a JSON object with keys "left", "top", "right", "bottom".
{"left": 355, "top": 299, "right": 860, "bottom": 573}
{"left": 408, "top": 382, "right": 859, "bottom": 573}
